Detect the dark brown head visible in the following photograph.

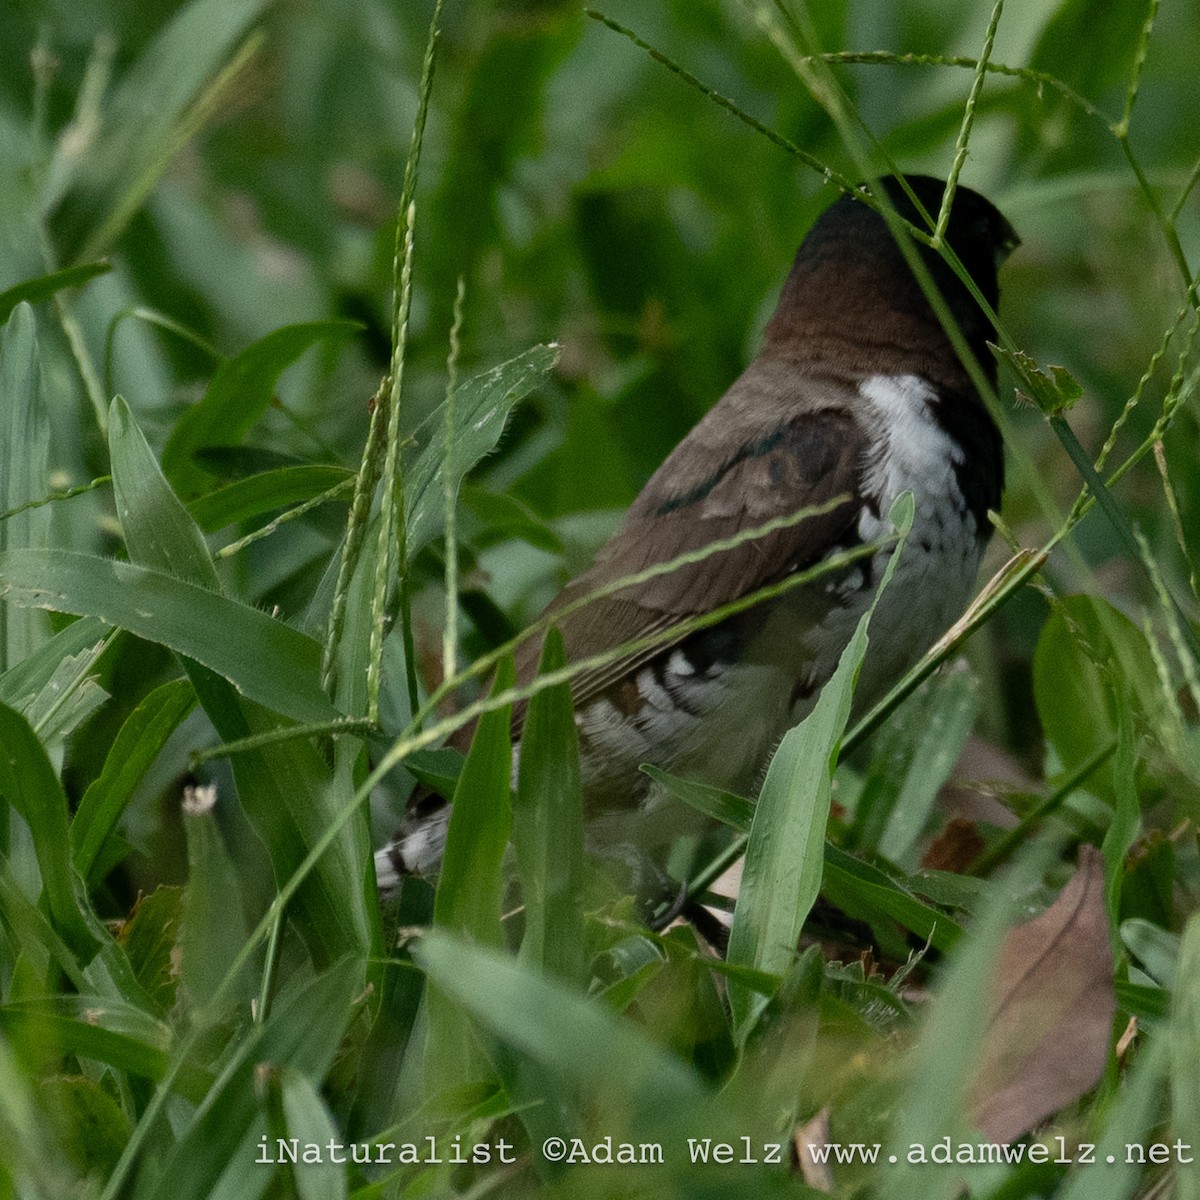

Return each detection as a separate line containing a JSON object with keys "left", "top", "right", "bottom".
{"left": 763, "top": 174, "right": 1018, "bottom": 389}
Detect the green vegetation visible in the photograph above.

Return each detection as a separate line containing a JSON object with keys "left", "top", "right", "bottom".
{"left": 1, "top": 0, "right": 1199, "bottom": 1196}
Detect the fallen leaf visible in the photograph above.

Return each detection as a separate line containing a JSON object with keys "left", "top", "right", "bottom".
{"left": 920, "top": 818, "right": 986, "bottom": 873}
{"left": 969, "top": 845, "right": 1115, "bottom": 1142}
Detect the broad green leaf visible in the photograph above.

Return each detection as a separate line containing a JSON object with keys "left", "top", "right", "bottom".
{"left": 863, "top": 667, "right": 981, "bottom": 865}
{"left": 0, "top": 1019, "right": 69, "bottom": 1197}
{"left": 181, "top": 792, "right": 252, "bottom": 1014}
{"left": 726, "top": 493, "right": 913, "bottom": 1038}
{"left": 0, "top": 262, "right": 111, "bottom": 324}
{"left": 38, "top": 1075, "right": 129, "bottom": 1183}
{"left": 72, "top": 678, "right": 198, "bottom": 883}
{"left": 0, "top": 303, "right": 49, "bottom": 671}
{"left": 118, "top": 887, "right": 185, "bottom": 1015}
{"left": 0, "top": 702, "right": 96, "bottom": 958}
{"left": 0, "top": 550, "right": 338, "bottom": 724}
{"left": 162, "top": 321, "right": 360, "bottom": 496}
{"left": 111, "top": 396, "right": 220, "bottom": 589}
{"left": 188, "top": 465, "right": 354, "bottom": 532}
{"left": 427, "top": 659, "right": 515, "bottom": 1091}
{"left": 1173, "top": 915, "right": 1200, "bottom": 1200}
{"left": 1121, "top": 916, "right": 1179, "bottom": 987}
{"left": 433, "top": 658, "right": 517, "bottom": 946}
{"left": 513, "top": 628, "right": 585, "bottom": 983}
{"left": 404, "top": 343, "right": 559, "bottom": 557}
{"left": 144, "top": 958, "right": 362, "bottom": 1200}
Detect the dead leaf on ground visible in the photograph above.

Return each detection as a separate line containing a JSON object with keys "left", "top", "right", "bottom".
{"left": 920, "top": 817, "right": 986, "bottom": 873}
{"left": 968, "top": 845, "right": 1115, "bottom": 1143}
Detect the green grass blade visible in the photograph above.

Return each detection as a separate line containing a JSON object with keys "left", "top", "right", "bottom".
{"left": 0, "top": 304, "right": 49, "bottom": 672}
{"left": 142, "top": 958, "right": 363, "bottom": 1200}
{"left": 162, "top": 321, "right": 360, "bottom": 496}
{"left": 513, "top": 628, "right": 586, "bottom": 983}
{"left": 426, "top": 659, "right": 516, "bottom": 1090}
{"left": 180, "top": 790, "right": 253, "bottom": 1015}
{"left": 726, "top": 493, "right": 914, "bottom": 1039}
{"left": 1172, "top": 915, "right": 1200, "bottom": 1200}
{"left": 415, "top": 931, "right": 708, "bottom": 1113}
{"left": 71, "top": 678, "right": 197, "bottom": 884}
{"left": 0, "top": 262, "right": 111, "bottom": 324}
{"left": 188, "top": 465, "right": 354, "bottom": 532}
{"left": 0, "top": 701, "right": 97, "bottom": 958}
{"left": 110, "top": 395, "right": 220, "bottom": 589}
{"left": 0, "top": 549, "right": 338, "bottom": 724}
{"left": 404, "top": 343, "right": 560, "bottom": 558}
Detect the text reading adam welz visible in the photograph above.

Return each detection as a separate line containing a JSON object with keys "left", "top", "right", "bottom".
{"left": 257, "top": 1135, "right": 1197, "bottom": 1169}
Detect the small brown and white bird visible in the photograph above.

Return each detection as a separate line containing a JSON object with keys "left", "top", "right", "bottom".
{"left": 377, "top": 173, "right": 1017, "bottom": 891}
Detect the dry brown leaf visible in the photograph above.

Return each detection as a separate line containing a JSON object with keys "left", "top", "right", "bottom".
{"left": 920, "top": 817, "right": 986, "bottom": 873}
{"left": 969, "top": 845, "right": 1115, "bottom": 1143}
{"left": 793, "top": 1108, "right": 834, "bottom": 1192}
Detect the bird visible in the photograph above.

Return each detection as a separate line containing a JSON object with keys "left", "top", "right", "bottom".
{"left": 376, "top": 173, "right": 1017, "bottom": 897}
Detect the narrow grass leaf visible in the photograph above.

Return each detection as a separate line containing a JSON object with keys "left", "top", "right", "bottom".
{"left": 822, "top": 846, "right": 962, "bottom": 952}
{"left": 18, "top": 640, "right": 109, "bottom": 743}
{"left": 0, "top": 262, "right": 111, "bottom": 323}
{"left": 279, "top": 1068, "right": 348, "bottom": 1200}
{"left": 513, "top": 628, "right": 585, "bottom": 982}
{"left": 727, "top": 493, "right": 914, "bottom": 1037}
{"left": 110, "top": 396, "right": 220, "bottom": 589}
{"left": 0, "top": 303, "right": 49, "bottom": 672}
{"left": 180, "top": 793, "right": 252, "bottom": 1014}
{"left": 108, "top": 393, "right": 372, "bottom": 963}
{"left": 0, "top": 617, "right": 110, "bottom": 708}
{"left": 404, "top": 344, "right": 559, "bottom": 557}
{"left": 426, "top": 659, "right": 515, "bottom": 1091}
{"left": 876, "top": 668, "right": 981, "bottom": 865}
{"left": 0, "top": 550, "right": 338, "bottom": 724}
{"left": 1172, "top": 914, "right": 1200, "bottom": 1200}
{"left": 640, "top": 764, "right": 755, "bottom": 831}
{"left": 143, "top": 957, "right": 362, "bottom": 1200}
{"left": 71, "top": 678, "right": 197, "bottom": 883}
{"left": 415, "top": 932, "right": 707, "bottom": 1117}
{"left": 0, "top": 996, "right": 181, "bottom": 1086}
{"left": 1057, "top": 1037, "right": 1168, "bottom": 1200}
{"left": 162, "top": 321, "right": 360, "bottom": 496}
{"left": 0, "top": 702, "right": 96, "bottom": 958}
{"left": 1101, "top": 691, "right": 1140, "bottom": 932}
{"left": 433, "top": 657, "right": 516, "bottom": 945}
{"left": 188, "top": 465, "right": 354, "bottom": 531}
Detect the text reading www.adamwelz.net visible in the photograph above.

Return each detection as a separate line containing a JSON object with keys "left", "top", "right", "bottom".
{"left": 256, "top": 1136, "right": 1196, "bottom": 1168}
